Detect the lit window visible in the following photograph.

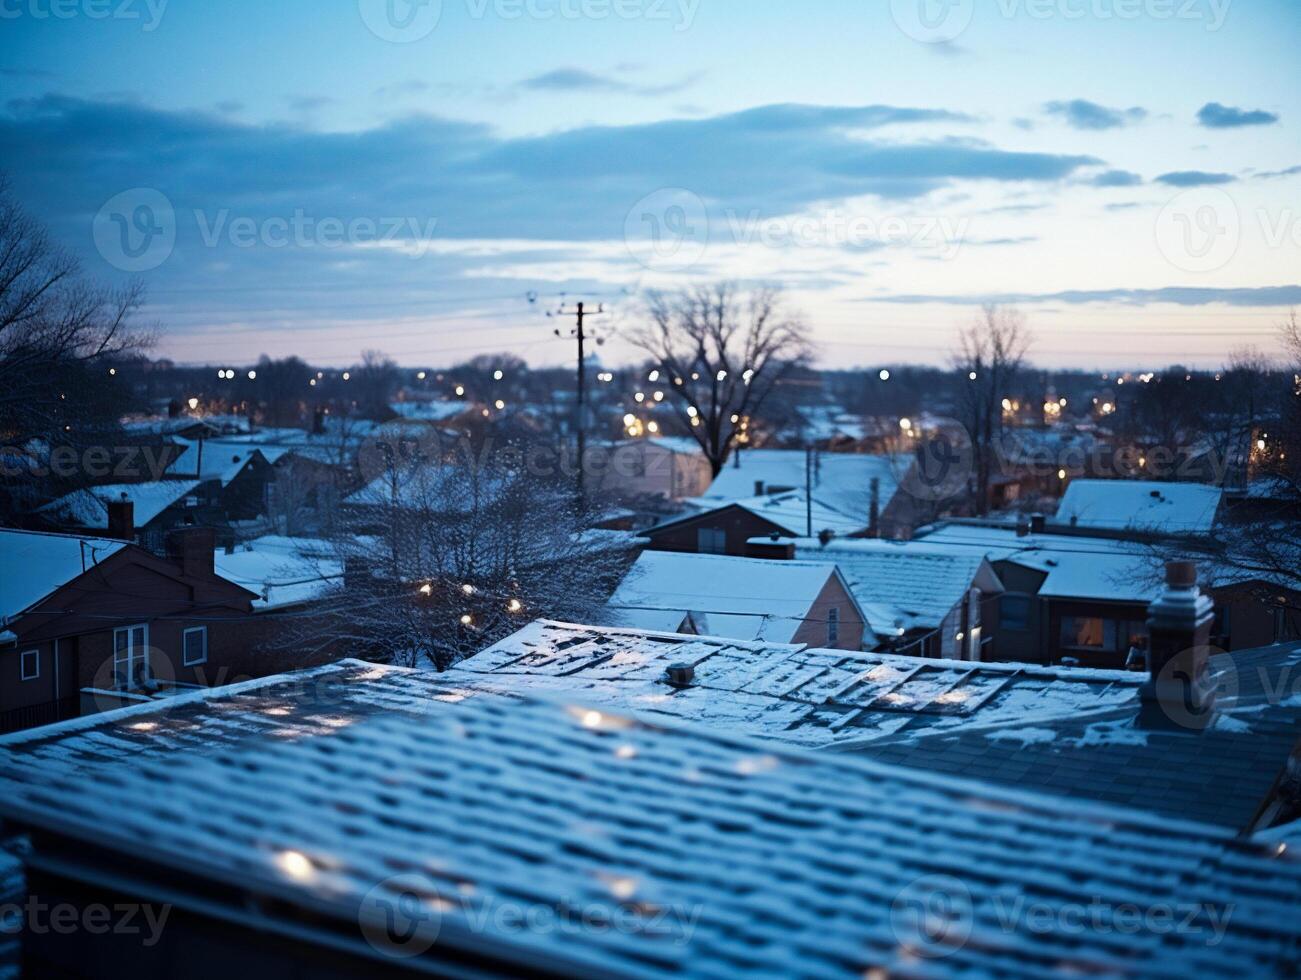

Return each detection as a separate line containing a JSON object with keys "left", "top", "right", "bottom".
{"left": 183, "top": 627, "right": 208, "bottom": 667}
{"left": 20, "top": 649, "right": 40, "bottom": 682}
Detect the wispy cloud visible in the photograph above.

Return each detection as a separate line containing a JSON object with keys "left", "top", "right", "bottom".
{"left": 1044, "top": 99, "right": 1147, "bottom": 130}
{"left": 1154, "top": 170, "right": 1235, "bottom": 187}
{"left": 868, "top": 286, "right": 1301, "bottom": 307}
{"left": 1196, "top": 102, "right": 1280, "bottom": 128}
{"left": 518, "top": 67, "right": 702, "bottom": 98}
{"left": 1089, "top": 169, "right": 1143, "bottom": 187}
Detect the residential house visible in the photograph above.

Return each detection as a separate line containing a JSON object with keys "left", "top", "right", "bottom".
{"left": 641, "top": 490, "right": 866, "bottom": 556}
{"left": 785, "top": 537, "right": 1004, "bottom": 659}
{"left": 213, "top": 536, "right": 345, "bottom": 613}
{"left": 34, "top": 479, "right": 210, "bottom": 552}
{"left": 166, "top": 441, "right": 274, "bottom": 521}
{"left": 1055, "top": 478, "right": 1224, "bottom": 535}
{"left": 608, "top": 550, "right": 868, "bottom": 649}
{"left": 694, "top": 448, "right": 909, "bottom": 535}
{"left": 594, "top": 436, "right": 713, "bottom": 502}
{"left": 2, "top": 654, "right": 1297, "bottom": 976}
{"left": 0, "top": 527, "right": 257, "bottom": 733}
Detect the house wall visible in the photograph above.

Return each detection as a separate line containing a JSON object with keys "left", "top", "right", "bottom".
{"left": 1045, "top": 598, "right": 1148, "bottom": 670}
{"left": 644, "top": 508, "right": 787, "bottom": 557}
{"left": 599, "top": 444, "right": 712, "bottom": 501}
{"left": 986, "top": 562, "right": 1050, "bottom": 664}
{"left": 1210, "top": 582, "right": 1301, "bottom": 651}
{"left": 790, "top": 576, "right": 865, "bottom": 651}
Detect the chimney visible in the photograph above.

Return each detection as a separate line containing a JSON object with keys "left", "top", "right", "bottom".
{"left": 1139, "top": 561, "right": 1216, "bottom": 730}
{"left": 1030, "top": 513, "right": 1046, "bottom": 534}
{"left": 754, "top": 480, "right": 766, "bottom": 496}
{"left": 664, "top": 664, "right": 695, "bottom": 688}
{"left": 166, "top": 526, "right": 216, "bottom": 579}
{"left": 868, "top": 477, "right": 880, "bottom": 536}
{"left": 107, "top": 495, "right": 134, "bottom": 541}
{"left": 1016, "top": 518, "right": 1031, "bottom": 538}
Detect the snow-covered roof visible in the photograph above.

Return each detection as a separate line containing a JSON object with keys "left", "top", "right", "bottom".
{"left": 608, "top": 551, "right": 852, "bottom": 644}
{"left": 168, "top": 441, "right": 266, "bottom": 486}
{"left": 677, "top": 489, "right": 868, "bottom": 537}
{"left": 1057, "top": 479, "right": 1223, "bottom": 534}
{"left": 455, "top": 620, "right": 1141, "bottom": 749}
{"left": 644, "top": 435, "right": 705, "bottom": 457}
{"left": 213, "top": 537, "right": 344, "bottom": 610}
{"left": 0, "top": 529, "right": 126, "bottom": 623}
{"left": 3, "top": 657, "right": 1296, "bottom": 977}
{"left": 37, "top": 480, "right": 202, "bottom": 529}
{"left": 862, "top": 641, "right": 1301, "bottom": 831}
{"left": 792, "top": 538, "right": 999, "bottom": 633}
{"left": 699, "top": 449, "right": 902, "bottom": 520}
{"left": 388, "top": 400, "right": 468, "bottom": 423}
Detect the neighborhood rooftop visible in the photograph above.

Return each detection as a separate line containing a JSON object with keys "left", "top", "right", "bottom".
{"left": 1055, "top": 479, "right": 1225, "bottom": 535}
{"left": 1, "top": 658, "right": 1298, "bottom": 978}
{"left": 0, "top": 528, "right": 127, "bottom": 624}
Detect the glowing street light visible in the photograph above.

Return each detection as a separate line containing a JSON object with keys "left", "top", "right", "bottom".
{"left": 879, "top": 369, "right": 890, "bottom": 381}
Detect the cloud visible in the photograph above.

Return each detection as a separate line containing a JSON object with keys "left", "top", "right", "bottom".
{"left": 1089, "top": 169, "right": 1143, "bottom": 187}
{"left": 288, "top": 95, "right": 335, "bottom": 113}
{"left": 1044, "top": 99, "right": 1147, "bottom": 130}
{"left": 518, "top": 68, "right": 702, "bottom": 98}
{"left": 1155, "top": 170, "right": 1235, "bottom": 187}
{"left": 868, "top": 286, "right": 1301, "bottom": 307}
{"left": 1196, "top": 102, "right": 1279, "bottom": 128}
{"left": 374, "top": 80, "right": 431, "bottom": 99}
{"left": 1255, "top": 164, "right": 1301, "bottom": 179}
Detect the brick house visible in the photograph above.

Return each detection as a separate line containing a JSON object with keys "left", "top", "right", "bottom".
{"left": 0, "top": 523, "right": 330, "bottom": 734}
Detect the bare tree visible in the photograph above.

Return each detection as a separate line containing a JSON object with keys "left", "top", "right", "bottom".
{"left": 952, "top": 305, "right": 1031, "bottom": 515}
{"left": 629, "top": 283, "right": 810, "bottom": 476}
{"left": 0, "top": 181, "right": 152, "bottom": 443}
{"left": 269, "top": 448, "right": 638, "bottom": 669}
{"left": 353, "top": 349, "right": 400, "bottom": 419}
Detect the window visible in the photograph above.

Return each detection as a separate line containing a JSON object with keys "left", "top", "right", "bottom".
{"left": 20, "top": 649, "right": 39, "bottom": 681}
{"left": 826, "top": 607, "right": 840, "bottom": 646}
{"left": 113, "top": 624, "right": 150, "bottom": 690}
{"left": 697, "top": 527, "right": 727, "bottom": 555}
{"left": 1060, "top": 616, "right": 1111, "bottom": 651}
{"left": 183, "top": 626, "right": 208, "bottom": 667}
{"left": 999, "top": 595, "right": 1033, "bottom": 632}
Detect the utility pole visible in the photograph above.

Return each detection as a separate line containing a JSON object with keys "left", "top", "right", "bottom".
{"left": 550, "top": 300, "right": 604, "bottom": 504}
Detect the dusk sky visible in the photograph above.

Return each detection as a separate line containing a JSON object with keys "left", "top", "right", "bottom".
{"left": 2, "top": 0, "right": 1298, "bottom": 369}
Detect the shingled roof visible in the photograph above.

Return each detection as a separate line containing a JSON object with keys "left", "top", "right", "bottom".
{"left": 1, "top": 659, "right": 1298, "bottom": 978}
{"left": 452, "top": 620, "right": 1141, "bottom": 749}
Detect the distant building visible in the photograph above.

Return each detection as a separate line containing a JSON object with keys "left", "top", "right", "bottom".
{"left": 1055, "top": 479, "right": 1224, "bottom": 535}
{"left": 595, "top": 437, "right": 713, "bottom": 501}
{"left": 35, "top": 479, "right": 210, "bottom": 552}
{"left": 641, "top": 490, "right": 866, "bottom": 556}
{"left": 608, "top": 551, "right": 867, "bottom": 649}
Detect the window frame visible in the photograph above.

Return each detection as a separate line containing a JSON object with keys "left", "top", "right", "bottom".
{"left": 20, "top": 649, "right": 40, "bottom": 682}
{"left": 113, "top": 623, "right": 150, "bottom": 691}
{"left": 182, "top": 626, "right": 209, "bottom": 667}
{"left": 696, "top": 526, "right": 727, "bottom": 555}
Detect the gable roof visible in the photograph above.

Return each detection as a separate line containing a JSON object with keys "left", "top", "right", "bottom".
{"left": 1057, "top": 479, "right": 1224, "bottom": 534}
{"left": 1, "top": 657, "right": 1297, "bottom": 978}
{"left": 608, "top": 551, "right": 854, "bottom": 643}
{"left": 670, "top": 490, "right": 866, "bottom": 538}
{"left": 37, "top": 480, "right": 202, "bottom": 529}
{"left": 168, "top": 441, "right": 266, "bottom": 486}
{"left": 698, "top": 449, "right": 902, "bottom": 519}
{"left": 453, "top": 620, "right": 1142, "bottom": 749}
{"left": 792, "top": 538, "right": 1000, "bottom": 634}
{"left": 0, "top": 529, "right": 128, "bottom": 623}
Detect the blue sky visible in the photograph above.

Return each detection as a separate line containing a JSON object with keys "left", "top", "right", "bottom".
{"left": 1, "top": 0, "right": 1298, "bottom": 368}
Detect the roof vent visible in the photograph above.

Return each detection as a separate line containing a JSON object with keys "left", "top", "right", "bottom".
{"left": 664, "top": 664, "right": 694, "bottom": 688}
